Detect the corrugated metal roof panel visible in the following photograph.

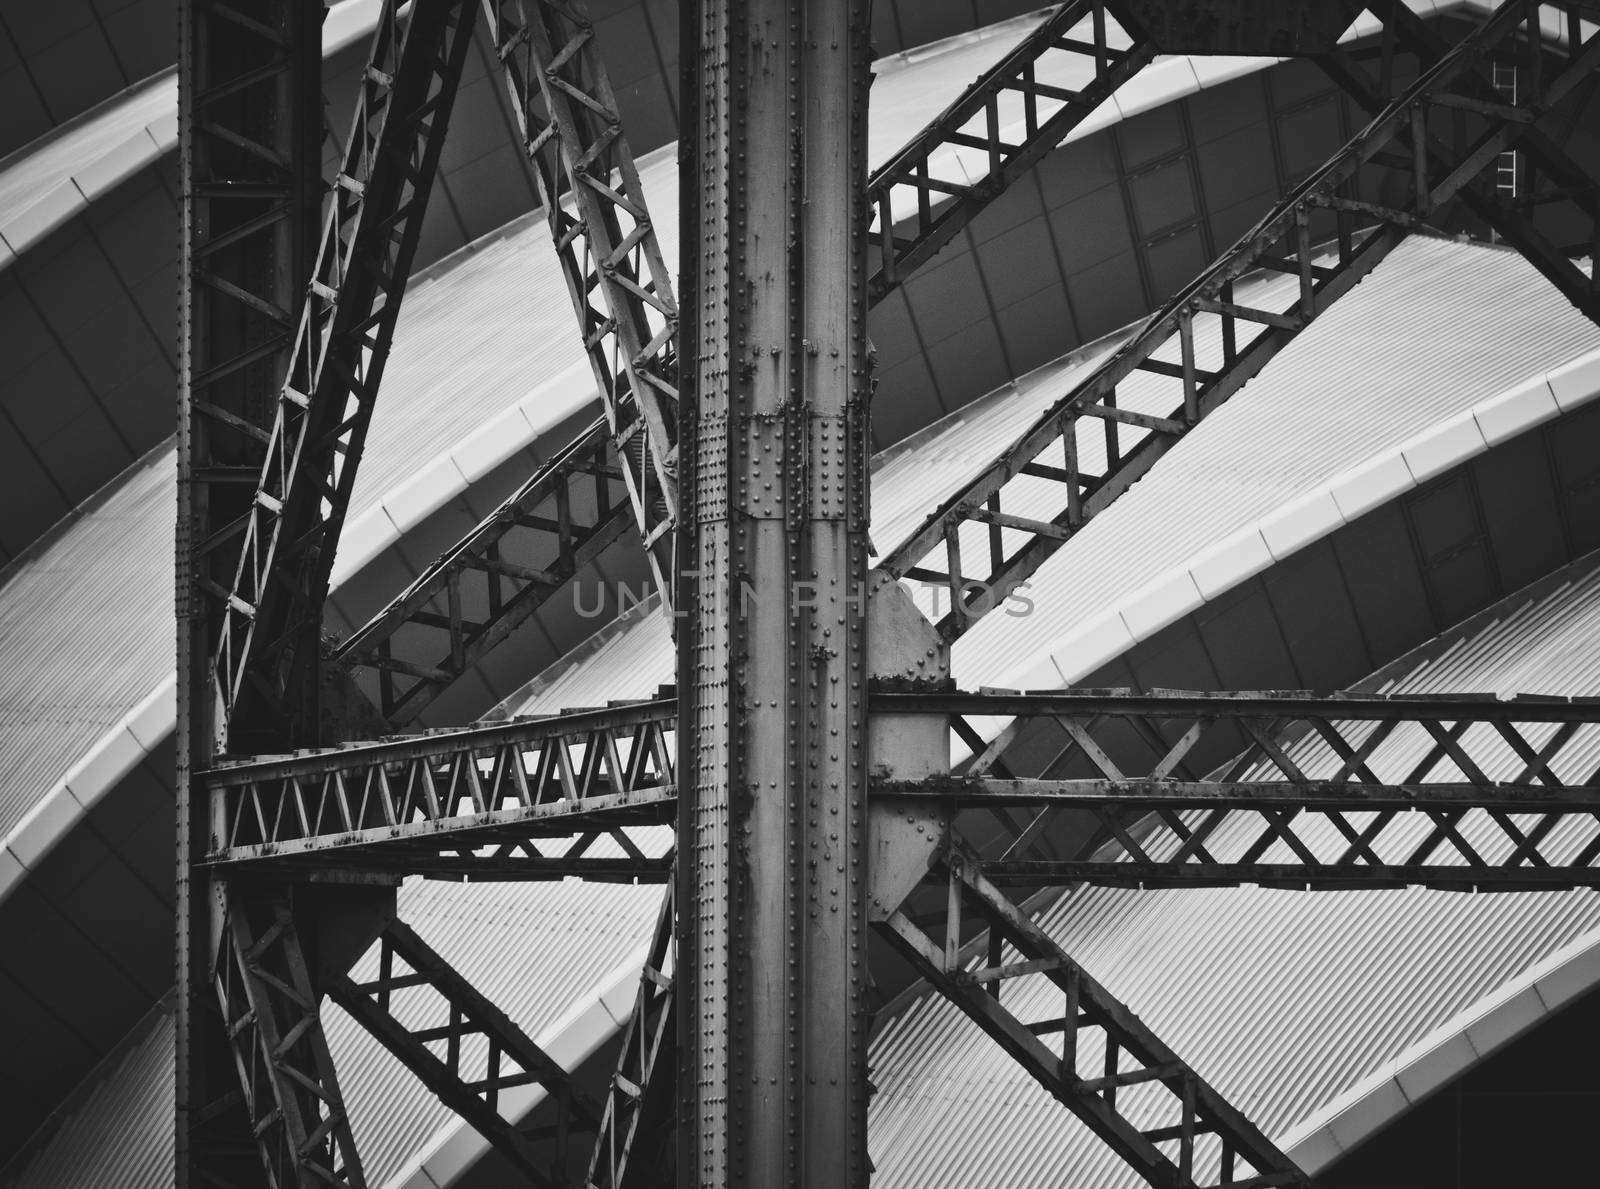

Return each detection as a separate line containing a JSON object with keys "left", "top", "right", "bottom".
{"left": 0, "top": 452, "right": 174, "bottom": 836}
{"left": 5, "top": 877, "right": 662, "bottom": 1188}
{"left": 866, "top": 558, "right": 1600, "bottom": 1187}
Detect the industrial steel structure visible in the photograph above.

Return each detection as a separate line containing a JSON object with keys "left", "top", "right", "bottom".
{"left": 83, "top": 0, "right": 1600, "bottom": 1183}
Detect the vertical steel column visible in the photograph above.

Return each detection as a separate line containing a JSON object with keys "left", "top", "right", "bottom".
{"left": 676, "top": 0, "right": 872, "bottom": 1185}
{"left": 177, "top": 0, "right": 322, "bottom": 1182}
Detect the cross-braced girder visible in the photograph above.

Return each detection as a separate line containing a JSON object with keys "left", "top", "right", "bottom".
{"left": 876, "top": 845, "right": 1308, "bottom": 1189}
{"left": 1320, "top": 0, "right": 1600, "bottom": 320}
{"left": 879, "top": 0, "right": 1600, "bottom": 645}
{"left": 213, "top": 0, "right": 480, "bottom": 750}
{"left": 328, "top": 918, "right": 601, "bottom": 1187}
{"left": 876, "top": 689, "right": 1600, "bottom": 890}
{"left": 216, "top": 890, "right": 368, "bottom": 1186}
{"left": 328, "top": 0, "right": 693, "bottom": 729}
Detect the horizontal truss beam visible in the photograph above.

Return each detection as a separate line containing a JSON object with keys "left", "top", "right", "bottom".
{"left": 204, "top": 689, "right": 1600, "bottom": 887}
{"left": 878, "top": 688, "right": 1600, "bottom": 890}
{"left": 205, "top": 696, "right": 676, "bottom": 871}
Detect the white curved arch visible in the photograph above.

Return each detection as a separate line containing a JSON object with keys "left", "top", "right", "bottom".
{"left": 0, "top": 0, "right": 386, "bottom": 272}
{"left": 1283, "top": 924, "right": 1600, "bottom": 1168}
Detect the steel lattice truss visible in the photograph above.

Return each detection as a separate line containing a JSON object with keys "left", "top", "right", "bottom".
{"left": 486, "top": 0, "right": 682, "bottom": 590}
{"left": 203, "top": 690, "right": 1600, "bottom": 886}
{"left": 877, "top": 847, "right": 1307, "bottom": 1189}
{"left": 216, "top": 893, "right": 368, "bottom": 1186}
{"left": 328, "top": 919, "right": 601, "bottom": 1186}
{"left": 877, "top": 690, "right": 1600, "bottom": 890}
{"left": 175, "top": 1, "right": 1600, "bottom": 1187}
{"left": 880, "top": 0, "right": 1600, "bottom": 644}
{"left": 866, "top": 0, "right": 1156, "bottom": 301}
{"left": 330, "top": 0, "right": 690, "bottom": 727}
{"left": 326, "top": 0, "right": 1163, "bottom": 725}
{"left": 212, "top": 0, "right": 480, "bottom": 747}
{"left": 207, "top": 695, "right": 676, "bottom": 875}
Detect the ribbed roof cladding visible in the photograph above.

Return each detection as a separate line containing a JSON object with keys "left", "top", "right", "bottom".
{"left": 865, "top": 556, "right": 1600, "bottom": 1187}
{"left": 0, "top": 451, "right": 173, "bottom": 836}
{"left": 5, "top": 877, "right": 661, "bottom": 1188}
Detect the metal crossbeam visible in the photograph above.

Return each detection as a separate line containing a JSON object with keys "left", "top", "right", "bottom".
{"left": 213, "top": 0, "right": 480, "bottom": 749}
{"left": 217, "top": 891, "right": 368, "bottom": 1186}
{"left": 328, "top": 919, "right": 600, "bottom": 1187}
{"left": 867, "top": 0, "right": 1156, "bottom": 301}
{"left": 205, "top": 697, "right": 676, "bottom": 869}
{"left": 329, "top": 2, "right": 1162, "bottom": 725}
{"left": 879, "top": 0, "right": 1600, "bottom": 644}
{"left": 877, "top": 688, "right": 1600, "bottom": 889}
{"left": 206, "top": 685, "right": 1600, "bottom": 884}
{"left": 585, "top": 884, "right": 677, "bottom": 1189}
{"left": 485, "top": 0, "right": 682, "bottom": 595}
{"left": 875, "top": 846, "right": 1308, "bottom": 1189}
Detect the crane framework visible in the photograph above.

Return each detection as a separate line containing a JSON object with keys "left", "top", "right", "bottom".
{"left": 173, "top": 0, "right": 1600, "bottom": 1185}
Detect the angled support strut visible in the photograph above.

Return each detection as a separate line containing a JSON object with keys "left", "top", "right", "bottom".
{"left": 328, "top": 918, "right": 601, "bottom": 1187}
{"left": 213, "top": 0, "right": 480, "bottom": 750}
{"left": 876, "top": 845, "right": 1308, "bottom": 1189}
